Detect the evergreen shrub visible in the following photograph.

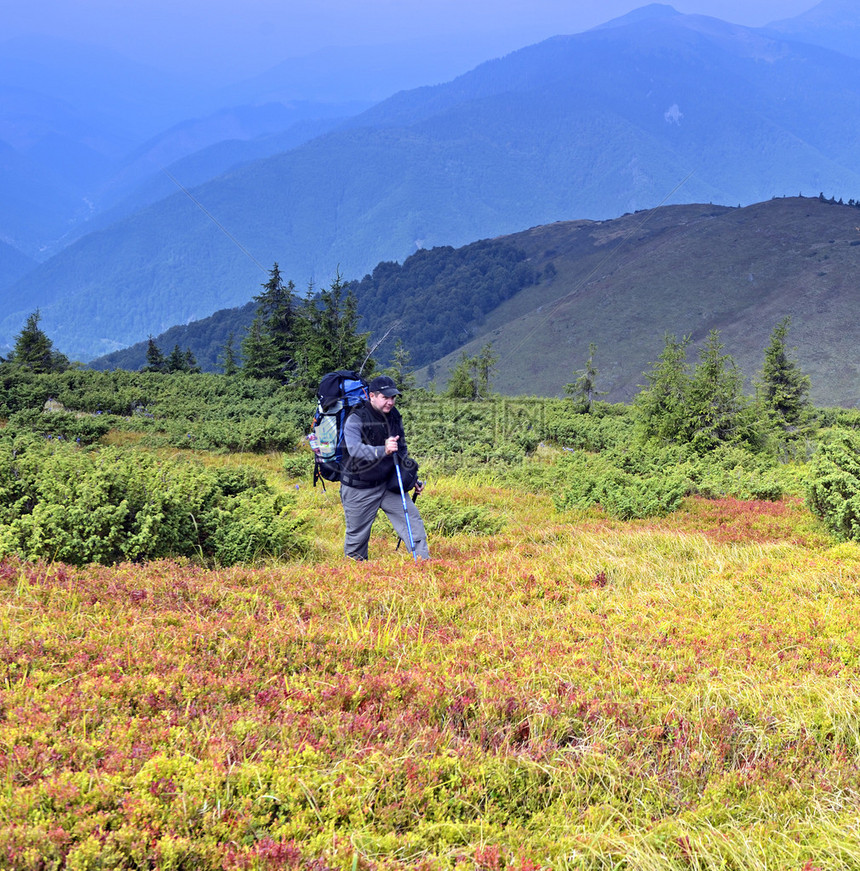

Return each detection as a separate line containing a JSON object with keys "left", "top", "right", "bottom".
{"left": 514, "top": 440, "right": 785, "bottom": 520}
{"left": 404, "top": 400, "right": 540, "bottom": 473}
{"left": 207, "top": 490, "right": 309, "bottom": 565}
{"left": 282, "top": 452, "right": 312, "bottom": 479}
{"left": 816, "top": 407, "right": 860, "bottom": 429}
{"left": 138, "top": 417, "right": 303, "bottom": 453}
{"left": 5, "top": 408, "right": 111, "bottom": 446}
{"left": 689, "top": 445, "right": 784, "bottom": 501}
{"left": 806, "top": 431, "right": 860, "bottom": 541}
{"left": 0, "top": 441, "right": 308, "bottom": 565}
{"left": 552, "top": 452, "right": 687, "bottom": 520}
{"left": 544, "top": 405, "right": 632, "bottom": 452}
{"left": 417, "top": 495, "right": 506, "bottom": 536}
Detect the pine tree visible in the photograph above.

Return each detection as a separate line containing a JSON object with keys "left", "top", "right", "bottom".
{"left": 475, "top": 342, "right": 498, "bottom": 399}
{"left": 183, "top": 349, "right": 201, "bottom": 374}
{"left": 564, "top": 342, "right": 604, "bottom": 412}
{"left": 241, "top": 263, "right": 298, "bottom": 381}
{"left": 446, "top": 352, "right": 479, "bottom": 400}
{"left": 445, "top": 343, "right": 497, "bottom": 400}
{"left": 685, "top": 330, "right": 755, "bottom": 451}
{"left": 142, "top": 337, "right": 167, "bottom": 373}
{"left": 293, "top": 271, "right": 371, "bottom": 389}
{"left": 385, "top": 339, "right": 417, "bottom": 391}
{"left": 634, "top": 334, "right": 691, "bottom": 443}
{"left": 219, "top": 333, "right": 239, "bottom": 376}
{"left": 5, "top": 310, "right": 69, "bottom": 373}
{"left": 240, "top": 318, "right": 274, "bottom": 380}
{"left": 756, "top": 317, "right": 811, "bottom": 431}
{"left": 166, "top": 344, "right": 188, "bottom": 373}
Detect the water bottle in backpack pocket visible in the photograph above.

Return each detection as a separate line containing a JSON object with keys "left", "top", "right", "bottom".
{"left": 311, "top": 371, "right": 369, "bottom": 486}
{"left": 314, "top": 402, "right": 340, "bottom": 459}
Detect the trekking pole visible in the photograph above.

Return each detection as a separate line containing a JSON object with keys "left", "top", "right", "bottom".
{"left": 396, "top": 481, "right": 422, "bottom": 551}
{"left": 392, "top": 454, "right": 418, "bottom": 561}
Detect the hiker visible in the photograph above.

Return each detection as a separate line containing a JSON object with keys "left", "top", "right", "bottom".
{"left": 339, "top": 374, "right": 429, "bottom": 561}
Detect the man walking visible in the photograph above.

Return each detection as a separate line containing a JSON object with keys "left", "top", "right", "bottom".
{"left": 340, "top": 374, "right": 429, "bottom": 560}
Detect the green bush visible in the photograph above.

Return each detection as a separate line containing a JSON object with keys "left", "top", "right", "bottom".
{"left": 137, "top": 417, "right": 304, "bottom": 453}
{"left": 543, "top": 405, "right": 633, "bottom": 452}
{"left": 806, "top": 431, "right": 860, "bottom": 541}
{"left": 0, "top": 442, "right": 309, "bottom": 566}
{"left": 417, "top": 495, "right": 506, "bottom": 536}
{"left": 208, "top": 490, "right": 310, "bottom": 564}
{"left": 497, "top": 433, "right": 790, "bottom": 513}
{"left": 282, "top": 451, "right": 312, "bottom": 479}
{"left": 552, "top": 452, "right": 687, "bottom": 520}
{"left": 5, "top": 408, "right": 111, "bottom": 445}
{"left": 212, "top": 465, "right": 268, "bottom": 495}
{"left": 814, "top": 407, "right": 860, "bottom": 430}
{"left": 686, "top": 445, "right": 784, "bottom": 501}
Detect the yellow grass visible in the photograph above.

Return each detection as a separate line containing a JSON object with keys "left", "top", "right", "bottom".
{"left": 1, "top": 465, "right": 859, "bottom": 869}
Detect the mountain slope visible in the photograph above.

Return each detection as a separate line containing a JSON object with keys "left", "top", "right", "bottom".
{"left": 0, "top": 37, "right": 367, "bottom": 256}
{"left": 88, "top": 301, "right": 257, "bottom": 373}
{"left": 55, "top": 107, "right": 361, "bottom": 252}
{"left": 427, "top": 196, "right": 860, "bottom": 407}
{"left": 89, "top": 196, "right": 860, "bottom": 408}
{"left": 0, "top": 242, "right": 37, "bottom": 346}
{"left": 0, "top": 36, "right": 211, "bottom": 255}
{"left": 6, "top": 6, "right": 860, "bottom": 360}
{"left": 0, "top": 32, "right": 528, "bottom": 257}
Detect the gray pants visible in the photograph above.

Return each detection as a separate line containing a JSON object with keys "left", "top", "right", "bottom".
{"left": 340, "top": 482, "right": 430, "bottom": 560}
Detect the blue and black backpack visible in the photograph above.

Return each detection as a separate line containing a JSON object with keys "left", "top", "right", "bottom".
{"left": 311, "top": 370, "right": 369, "bottom": 486}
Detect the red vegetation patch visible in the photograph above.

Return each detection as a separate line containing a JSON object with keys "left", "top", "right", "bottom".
{"left": 647, "top": 496, "right": 828, "bottom": 546}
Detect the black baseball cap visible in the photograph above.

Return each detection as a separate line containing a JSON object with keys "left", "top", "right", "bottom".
{"left": 368, "top": 375, "right": 401, "bottom": 397}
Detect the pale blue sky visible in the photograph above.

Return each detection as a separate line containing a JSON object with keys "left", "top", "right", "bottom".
{"left": 5, "top": 0, "right": 820, "bottom": 79}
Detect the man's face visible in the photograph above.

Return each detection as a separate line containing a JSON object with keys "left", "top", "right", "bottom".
{"left": 369, "top": 391, "right": 396, "bottom": 413}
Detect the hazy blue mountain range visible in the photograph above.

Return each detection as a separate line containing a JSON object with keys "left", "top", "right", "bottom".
{"left": 0, "top": 31, "right": 520, "bottom": 259}
{"left": 767, "top": 0, "right": 860, "bottom": 59}
{"left": 0, "top": 37, "right": 370, "bottom": 258}
{"left": 0, "top": 36, "right": 209, "bottom": 255}
{"left": 3, "top": 2, "right": 860, "bottom": 365}
{"left": 217, "top": 35, "right": 538, "bottom": 106}
{"left": 53, "top": 107, "right": 365, "bottom": 253}
{"left": 87, "top": 196, "right": 860, "bottom": 408}
{"left": 0, "top": 240, "right": 36, "bottom": 291}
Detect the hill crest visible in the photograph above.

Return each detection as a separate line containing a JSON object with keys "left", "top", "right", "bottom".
{"left": 90, "top": 196, "right": 860, "bottom": 408}
{"left": 429, "top": 196, "right": 860, "bottom": 407}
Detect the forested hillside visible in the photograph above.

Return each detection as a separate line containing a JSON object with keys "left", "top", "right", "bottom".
{"left": 89, "top": 302, "right": 257, "bottom": 373}
{"left": 88, "top": 196, "right": 860, "bottom": 408}
{"left": 348, "top": 240, "right": 541, "bottom": 367}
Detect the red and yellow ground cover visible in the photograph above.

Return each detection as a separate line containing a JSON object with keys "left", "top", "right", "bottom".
{"left": 1, "top": 483, "right": 859, "bottom": 869}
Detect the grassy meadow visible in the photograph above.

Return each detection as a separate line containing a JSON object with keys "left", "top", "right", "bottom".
{"left": 1, "top": 367, "right": 860, "bottom": 868}
{"left": 3, "top": 447, "right": 860, "bottom": 869}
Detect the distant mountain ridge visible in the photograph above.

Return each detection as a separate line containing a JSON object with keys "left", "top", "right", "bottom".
{"left": 89, "top": 196, "right": 860, "bottom": 408}
{"left": 0, "top": 31, "right": 534, "bottom": 258}
{"left": 767, "top": 0, "right": 860, "bottom": 60}
{"left": 5, "top": 3, "right": 860, "bottom": 364}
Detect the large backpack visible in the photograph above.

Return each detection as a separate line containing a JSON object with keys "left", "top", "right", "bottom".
{"left": 311, "top": 370, "right": 369, "bottom": 486}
